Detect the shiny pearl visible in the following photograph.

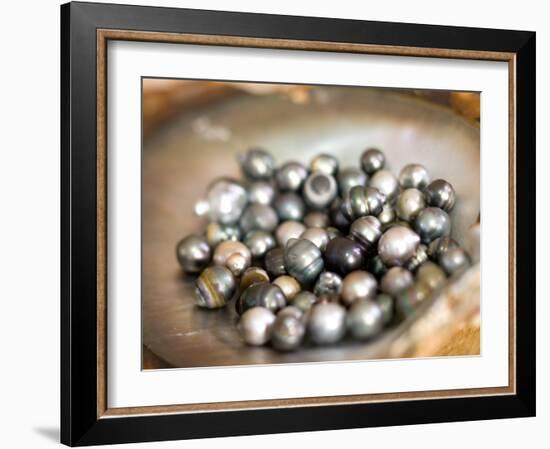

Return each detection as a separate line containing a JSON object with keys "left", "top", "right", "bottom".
{"left": 277, "top": 306, "right": 304, "bottom": 320}
{"left": 248, "top": 181, "right": 275, "bottom": 205}
{"left": 376, "top": 293, "right": 394, "bottom": 324}
{"left": 341, "top": 271, "right": 377, "bottom": 306}
{"left": 275, "top": 221, "right": 307, "bottom": 248}
{"left": 271, "top": 314, "right": 305, "bottom": 351}
{"left": 326, "top": 227, "right": 343, "bottom": 241}
{"left": 284, "top": 238, "right": 324, "bottom": 286}
{"left": 416, "top": 261, "right": 447, "bottom": 291}
{"left": 378, "top": 204, "right": 396, "bottom": 230}
{"left": 380, "top": 267, "right": 414, "bottom": 296}
{"left": 324, "top": 237, "right": 366, "bottom": 276}
{"left": 368, "top": 169, "right": 399, "bottom": 203}
{"left": 360, "top": 148, "right": 385, "bottom": 175}
{"left": 239, "top": 204, "right": 278, "bottom": 234}
{"left": 341, "top": 185, "right": 386, "bottom": 221}
{"left": 239, "top": 267, "right": 270, "bottom": 291}
{"left": 195, "top": 178, "right": 247, "bottom": 225}
{"left": 273, "top": 192, "right": 305, "bottom": 221}
{"left": 439, "top": 247, "right": 470, "bottom": 275}
{"left": 347, "top": 300, "right": 384, "bottom": 340}
{"left": 213, "top": 241, "right": 251, "bottom": 277}
{"left": 226, "top": 253, "right": 248, "bottom": 277}
{"left": 239, "top": 148, "right": 275, "bottom": 180}
{"left": 337, "top": 167, "right": 367, "bottom": 196}
{"left": 314, "top": 272, "right": 343, "bottom": 297}
{"left": 396, "top": 282, "right": 432, "bottom": 319}
{"left": 238, "top": 307, "right": 276, "bottom": 346}
{"left": 330, "top": 198, "right": 351, "bottom": 231}
{"left": 303, "top": 172, "right": 338, "bottom": 210}
{"left": 425, "top": 179, "right": 456, "bottom": 212}
{"left": 276, "top": 161, "right": 308, "bottom": 191}
{"left": 205, "top": 223, "right": 241, "bottom": 248}
{"left": 399, "top": 164, "right": 430, "bottom": 190}
{"left": 427, "top": 236, "right": 459, "bottom": 260}
{"left": 264, "top": 247, "right": 286, "bottom": 278}
{"left": 291, "top": 291, "right": 317, "bottom": 313}
{"left": 243, "top": 230, "right": 276, "bottom": 259}
{"left": 273, "top": 275, "right": 301, "bottom": 300}
{"left": 414, "top": 207, "right": 451, "bottom": 244}
{"left": 396, "top": 188, "right": 426, "bottom": 223}
{"left": 303, "top": 211, "right": 330, "bottom": 228}
{"left": 377, "top": 226, "right": 420, "bottom": 267}
{"left": 366, "top": 255, "right": 387, "bottom": 279}
{"left": 300, "top": 227, "right": 330, "bottom": 252}
{"left": 236, "top": 282, "right": 286, "bottom": 315}
{"left": 404, "top": 244, "right": 428, "bottom": 272}
{"left": 310, "top": 153, "right": 339, "bottom": 176}
{"left": 194, "top": 266, "right": 236, "bottom": 309}
{"left": 349, "top": 216, "right": 382, "bottom": 253}
{"left": 176, "top": 235, "right": 211, "bottom": 274}
{"left": 308, "top": 303, "right": 347, "bottom": 344}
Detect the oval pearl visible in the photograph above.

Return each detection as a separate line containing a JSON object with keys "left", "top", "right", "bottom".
{"left": 360, "top": 148, "right": 385, "bottom": 175}
{"left": 275, "top": 221, "right": 307, "bottom": 248}
{"left": 424, "top": 179, "right": 456, "bottom": 212}
{"left": 337, "top": 167, "right": 367, "bottom": 196}
{"left": 308, "top": 303, "right": 347, "bottom": 345}
{"left": 439, "top": 247, "right": 470, "bottom": 275}
{"left": 236, "top": 282, "right": 286, "bottom": 315}
{"left": 349, "top": 216, "right": 382, "bottom": 252}
{"left": 303, "top": 211, "right": 330, "bottom": 228}
{"left": 213, "top": 241, "right": 251, "bottom": 276}
{"left": 196, "top": 178, "right": 247, "bottom": 225}
{"left": 291, "top": 291, "right": 318, "bottom": 313}
{"left": 310, "top": 153, "right": 339, "bottom": 176}
{"left": 330, "top": 198, "right": 352, "bottom": 231}
{"left": 399, "top": 164, "right": 430, "bottom": 190}
{"left": 416, "top": 261, "right": 447, "bottom": 291}
{"left": 368, "top": 169, "right": 399, "bottom": 203}
{"left": 239, "top": 204, "right": 279, "bottom": 234}
{"left": 271, "top": 314, "right": 305, "bottom": 351}
{"left": 205, "top": 223, "right": 241, "bottom": 248}
{"left": 313, "top": 272, "right": 343, "bottom": 297}
{"left": 194, "top": 266, "right": 236, "bottom": 309}
{"left": 427, "top": 236, "right": 459, "bottom": 260}
{"left": 378, "top": 203, "right": 396, "bottom": 231}
{"left": 276, "top": 161, "right": 308, "bottom": 192}
{"left": 243, "top": 230, "right": 276, "bottom": 259}
{"left": 380, "top": 267, "right": 414, "bottom": 296}
{"left": 341, "top": 271, "right": 377, "bottom": 306}
{"left": 239, "top": 267, "right": 270, "bottom": 291}
{"left": 248, "top": 181, "right": 275, "bottom": 205}
{"left": 376, "top": 293, "right": 394, "bottom": 324}
{"left": 284, "top": 238, "right": 324, "bottom": 286}
{"left": 341, "top": 185, "right": 386, "bottom": 221}
{"left": 377, "top": 226, "right": 420, "bottom": 267}
{"left": 176, "top": 235, "right": 211, "bottom": 274}
{"left": 300, "top": 227, "right": 330, "bottom": 252}
{"left": 303, "top": 172, "right": 338, "bottom": 210}
{"left": 272, "top": 275, "right": 301, "bottom": 301}
{"left": 324, "top": 237, "right": 366, "bottom": 276}
{"left": 238, "top": 307, "right": 276, "bottom": 346}
{"left": 273, "top": 192, "right": 306, "bottom": 222}
{"left": 239, "top": 148, "right": 275, "bottom": 180}
{"left": 347, "top": 300, "right": 384, "bottom": 340}
{"left": 264, "top": 247, "right": 286, "bottom": 278}
{"left": 396, "top": 188, "right": 426, "bottom": 223}
{"left": 414, "top": 207, "right": 451, "bottom": 244}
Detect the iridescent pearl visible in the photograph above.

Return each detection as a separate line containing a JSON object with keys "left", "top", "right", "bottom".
{"left": 399, "top": 164, "right": 430, "bottom": 190}
{"left": 175, "top": 235, "right": 211, "bottom": 274}
{"left": 313, "top": 272, "right": 343, "bottom": 297}
{"left": 276, "top": 161, "right": 308, "bottom": 192}
{"left": 416, "top": 261, "right": 447, "bottom": 291}
{"left": 291, "top": 291, "right": 317, "bottom": 313}
{"left": 324, "top": 237, "right": 366, "bottom": 276}
{"left": 378, "top": 203, "right": 396, "bottom": 231}
{"left": 248, "top": 181, "right": 275, "bottom": 205}
{"left": 439, "top": 247, "right": 471, "bottom": 275}
{"left": 303, "top": 211, "right": 330, "bottom": 228}
{"left": 273, "top": 192, "right": 306, "bottom": 221}
{"left": 368, "top": 169, "right": 399, "bottom": 203}
{"left": 195, "top": 178, "right": 247, "bottom": 225}
{"left": 271, "top": 314, "right": 305, "bottom": 351}
{"left": 213, "top": 240, "right": 251, "bottom": 277}
{"left": 396, "top": 188, "right": 426, "bottom": 223}
{"left": 300, "top": 227, "right": 330, "bottom": 252}
{"left": 275, "top": 221, "right": 307, "bottom": 248}
{"left": 205, "top": 223, "right": 241, "bottom": 248}
{"left": 310, "top": 153, "right": 339, "bottom": 176}
{"left": 264, "top": 247, "right": 286, "bottom": 278}
{"left": 396, "top": 282, "right": 432, "bottom": 319}
{"left": 303, "top": 172, "right": 338, "bottom": 210}
{"left": 330, "top": 198, "right": 351, "bottom": 231}
{"left": 239, "top": 267, "right": 270, "bottom": 292}
{"left": 360, "top": 148, "right": 385, "bottom": 175}
{"left": 377, "top": 226, "right": 420, "bottom": 267}
{"left": 273, "top": 275, "right": 301, "bottom": 301}
{"left": 341, "top": 271, "right": 377, "bottom": 306}
{"left": 414, "top": 207, "right": 451, "bottom": 244}
{"left": 239, "top": 148, "right": 275, "bottom": 180}
{"left": 404, "top": 244, "right": 428, "bottom": 272}
{"left": 347, "top": 300, "right": 384, "bottom": 340}
{"left": 277, "top": 306, "right": 304, "bottom": 321}
{"left": 194, "top": 266, "right": 236, "bottom": 309}
{"left": 238, "top": 307, "right": 276, "bottom": 346}
{"left": 366, "top": 255, "right": 387, "bottom": 279}
{"left": 284, "top": 238, "right": 324, "bottom": 286}
{"left": 380, "top": 267, "right": 414, "bottom": 296}
{"left": 239, "top": 204, "right": 278, "bottom": 234}
{"left": 326, "top": 227, "right": 343, "bottom": 241}
{"left": 425, "top": 179, "right": 456, "bottom": 212}
{"left": 337, "top": 167, "right": 367, "bottom": 196}
{"left": 427, "top": 236, "right": 459, "bottom": 260}
{"left": 376, "top": 293, "right": 394, "bottom": 324}
{"left": 349, "top": 216, "right": 382, "bottom": 252}
{"left": 243, "top": 230, "right": 276, "bottom": 259}
{"left": 308, "top": 303, "right": 347, "bottom": 344}
{"left": 236, "top": 282, "right": 286, "bottom": 315}
{"left": 341, "top": 185, "right": 386, "bottom": 221}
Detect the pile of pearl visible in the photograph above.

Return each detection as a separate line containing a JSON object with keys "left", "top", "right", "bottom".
{"left": 175, "top": 147, "right": 471, "bottom": 351}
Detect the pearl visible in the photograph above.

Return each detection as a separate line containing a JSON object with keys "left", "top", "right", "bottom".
{"left": 427, "top": 236, "right": 459, "bottom": 260}
{"left": 337, "top": 167, "right": 367, "bottom": 196}
{"left": 300, "top": 227, "right": 330, "bottom": 252}
{"left": 404, "top": 244, "right": 428, "bottom": 272}
{"left": 396, "top": 188, "right": 426, "bottom": 223}
{"left": 303, "top": 172, "right": 338, "bottom": 210}
{"left": 239, "top": 204, "right": 279, "bottom": 234}
{"left": 313, "top": 272, "right": 343, "bottom": 297}
{"left": 310, "top": 153, "right": 339, "bottom": 176}
{"left": 271, "top": 314, "right": 305, "bottom": 351}
{"left": 399, "top": 164, "right": 430, "bottom": 190}
{"left": 425, "top": 179, "right": 456, "bottom": 212}
{"left": 275, "top": 221, "right": 307, "bottom": 248}
{"left": 380, "top": 267, "right": 414, "bottom": 296}
{"left": 248, "top": 181, "right": 275, "bottom": 205}
{"left": 226, "top": 253, "right": 248, "bottom": 277}
{"left": 324, "top": 237, "right": 366, "bottom": 276}
{"left": 239, "top": 148, "right": 275, "bottom": 180}
{"left": 277, "top": 306, "right": 304, "bottom": 320}
{"left": 376, "top": 293, "right": 394, "bottom": 324}
{"left": 377, "top": 226, "right": 420, "bottom": 267}
{"left": 308, "top": 303, "right": 347, "bottom": 344}
{"left": 238, "top": 307, "right": 276, "bottom": 346}
{"left": 205, "top": 223, "right": 241, "bottom": 248}
{"left": 272, "top": 275, "right": 301, "bottom": 300}
{"left": 213, "top": 241, "right": 251, "bottom": 277}
{"left": 239, "top": 267, "right": 270, "bottom": 291}
{"left": 414, "top": 207, "right": 451, "bottom": 244}
{"left": 175, "top": 235, "right": 211, "bottom": 274}
{"left": 326, "top": 226, "right": 343, "bottom": 241}
{"left": 236, "top": 282, "right": 286, "bottom": 315}
{"left": 341, "top": 185, "right": 386, "bottom": 221}
{"left": 439, "top": 247, "right": 470, "bottom": 275}
{"left": 284, "top": 238, "right": 324, "bottom": 286}
{"left": 264, "top": 247, "right": 286, "bottom": 278}
{"left": 366, "top": 255, "right": 388, "bottom": 279}
{"left": 347, "top": 300, "right": 384, "bottom": 340}
{"left": 195, "top": 178, "right": 247, "bottom": 225}
{"left": 349, "top": 216, "right": 382, "bottom": 253}
{"left": 378, "top": 203, "right": 396, "bottom": 230}
{"left": 360, "top": 148, "right": 385, "bottom": 175}
{"left": 330, "top": 198, "right": 351, "bottom": 231}
{"left": 341, "top": 271, "right": 377, "bottom": 306}
{"left": 396, "top": 282, "right": 432, "bottom": 319}
{"left": 194, "top": 266, "right": 236, "bottom": 309}
{"left": 273, "top": 192, "right": 305, "bottom": 221}
{"left": 243, "top": 230, "right": 276, "bottom": 259}
{"left": 303, "top": 211, "right": 330, "bottom": 228}
{"left": 368, "top": 169, "right": 399, "bottom": 203}
{"left": 416, "top": 261, "right": 447, "bottom": 291}
{"left": 291, "top": 291, "right": 317, "bottom": 313}
{"left": 276, "top": 161, "right": 308, "bottom": 191}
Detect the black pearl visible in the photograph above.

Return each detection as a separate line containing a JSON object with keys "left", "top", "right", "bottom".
{"left": 194, "top": 266, "right": 236, "bottom": 309}
{"left": 273, "top": 192, "right": 306, "bottom": 221}
{"left": 324, "top": 237, "right": 366, "bottom": 276}
{"left": 349, "top": 216, "right": 382, "bottom": 253}
{"left": 195, "top": 178, "right": 247, "bottom": 225}
{"left": 329, "top": 198, "right": 351, "bottom": 231}
{"left": 378, "top": 203, "right": 396, "bottom": 231}
{"left": 427, "top": 236, "right": 459, "bottom": 260}
{"left": 308, "top": 303, "right": 347, "bottom": 344}
{"left": 248, "top": 181, "right": 275, "bottom": 205}
{"left": 337, "top": 167, "right": 367, "bottom": 196}
{"left": 313, "top": 272, "right": 343, "bottom": 297}
{"left": 341, "top": 270, "right": 377, "bottom": 306}
{"left": 396, "top": 282, "right": 432, "bottom": 319}
{"left": 236, "top": 282, "right": 286, "bottom": 315}
{"left": 366, "top": 255, "right": 388, "bottom": 279}
{"left": 414, "top": 207, "right": 451, "bottom": 244}
{"left": 275, "top": 221, "right": 306, "bottom": 248}
{"left": 176, "top": 235, "right": 211, "bottom": 274}
{"left": 264, "top": 247, "right": 286, "bottom": 278}
{"left": 284, "top": 238, "right": 324, "bottom": 287}
{"left": 239, "top": 148, "right": 275, "bottom": 180}
{"left": 310, "top": 153, "right": 339, "bottom": 176}
{"left": 239, "top": 267, "right": 270, "bottom": 292}
{"left": 341, "top": 185, "right": 386, "bottom": 222}
{"left": 238, "top": 307, "right": 276, "bottom": 346}
{"left": 416, "top": 261, "right": 447, "bottom": 291}
{"left": 291, "top": 291, "right": 317, "bottom": 313}
{"left": 303, "top": 172, "right": 338, "bottom": 210}
{"left": 380, "top": 267, "right": 414, "bottom": 297}
{"left": 303, "top": 211, "right": 330, "bottom": 228}
{"left": 399, "top": 164, "right": 430, "bottom": 190}
{"left": 368, "top": 169, "right": 399, "bottom": 203}
{"left": 276, "top": 161, "right": 308, "bottom": 192}
{"left": 424, "top": 179, "right": 456, "bottom": 212}
{"left": 439, "top": 247, "right": 471, "bottom": 275}
{"left": 404, "top": 244, "right": 428, "bottom": 272}
{"left": 347, "top": 299, "right": 384, "bottom": 340}
{"left": 205, "top": 223, "right": 241, "bottom": 248}
{"left": 239, "top": 204, "right": 279, "bottom": 234}
{"left": 376, "top": 293, "right": 394, "bottom": 324}
{"left": 271, "top": 314, "right": 305, "bottom": 351}
{"left": 243, "top": 230, "right": 276, "bottom": 260}
{"left": 213, "top": 240, "right": 252, "bottom": 277}
{"left": 360, "top": 148, "right": 385, "bottom": 175}
{"left": 300, "top": 227, "right": 330, "bottom": 252}
{"left": 396, "top": 188, "right": 426, "bottom": 223}
{"left": 377, "top": 226, "right": 420, "bottom": 267}
{"left": 326, "top": 226, "right": 343, "bottom": 241}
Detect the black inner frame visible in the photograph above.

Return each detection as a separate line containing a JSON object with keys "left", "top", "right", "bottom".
{"left": 61, "top": 2, "right": 536, "bottom": 446}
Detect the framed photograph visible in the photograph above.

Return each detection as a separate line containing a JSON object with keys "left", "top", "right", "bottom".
{"left": 61, "top": 1, "right": 535, "bottom": 446}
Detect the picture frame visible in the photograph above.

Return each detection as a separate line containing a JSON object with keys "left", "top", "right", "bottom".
{"left": 61, "top": 1, "right": 535, "bottom": 446}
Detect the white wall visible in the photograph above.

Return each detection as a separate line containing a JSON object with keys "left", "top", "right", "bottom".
{"left": 0, "top": 0, "right": 545, "bottom": 447}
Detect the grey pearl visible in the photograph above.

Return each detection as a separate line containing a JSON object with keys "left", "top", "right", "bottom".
{"left": 341, "top": 271, "right": 377, "bottom": 306}
{"left": 324, "top": 237, "right": 366, "bottom": 276}
{"left": 310, "top": 153, "right": 339, "bottom": 176}
{"left": 275, "top": 221, "right": 307, "bottom": 248}
{"left": 176, "top": 235, "right": 211, "bottom": 274}
{"left": 239, "top": 267, "right": 270, "bottom": 292}
{"left": 277, "top": 306, "right": 304, "bottom": 321}
{"left": 303, "top": 211, "right": 330, "bottom": 228}
{"left": 314, "top": 272, "right": 343, "bottom": 297}
{"left": 271, "top": 314, "right": 305, "bottom": 351}
{"left": 378, "top": 204, "right": 396, "bottom": 231}
{"left": 273, "top": 192, "right": 306, "bottom": 221}
{"left": 308, "top": 303, "right": 347, "bottom": 345}
{"left": 396, "top": 188, "right": 426, "bottom": 223}
{"left": 337, "top": 167, "right": 367, "bottom": 196}
{"left": 236, "top": 282, "right": 286, "bottom": 315}
{"left": 205, "top": 223, "right": 241, "bottom": 248}
{"left": 284, "top": 238, "right": 324, "bottom": 287}
{"left": 239, "top": 148, "right": 275, "bottom": 180}
{"left": 347, "top": 300, "right": 384, "bottom": 340}
{"left": 414, "top": 207, "right": 451, "bottom": 244}
{"left": 300, "top": 227, "right": 330, "bottom": 252}
{"left": 194, "top": 266, "right": 236, "bottom": 309}
{"left": 341, "top": 185, "right": 386, "bottom": 221}
{"left": 439, "top": 247, "right": 470, "bottom": 275}
{"left": 248, "top": 181, "right": 275, "bottom": 205}
{"left": 366, "top": 255, "right": 387, "bottom": 279}
{"left": 213, "top": 240, "right": 251, "bottom": 277}
{"left": 195, "top": 178, "right": 247, "bottom": 225}
{"left": 360, "top": 148, "right": 385, "bottom": 175}
{"left": 243, "top": 230, "right": 276, "bottom": 259}
{"left": 380, "top": 267, "right": 414, "bottom": 296}
{"left": 326, "top": 227, "right": 343, "bottom": 241}
{"left": 425, "top": 179, "right": 456, "bottom": 212}
{"left": 349, "top": 216, "right": 382, "bottom": 253}
{"left": 396, "top": 282, "right": 432, "bottom": 319}
{"left": 376, "top": 293, "right": 394, "bottom": 324}
{"left": 378, "top": 226, "right": 421, "bottom": 267}
{"left": 238, "top": 307, "right": 276, "bottom": 346}
{"left": 239, "top": 204, "right": 279, "bottom": 234}
{"left": 368, "top": 169, "right": 399, "bottom": 203}
{"left": 276, "top": 161, "right": 308, "bottom": 192}
{"left": 416, "top": 261, "right": 447, "bottom": 291}
{"left": 291, "top": 291, "right": 318, "bottom": 313}
{"left": 272, "top": 275, "right": 301, "bottom": 301}
{"left": 330, "top": 198, "right": 352, "bottom": 231}
{"left": 399, "top": 164, "right": 430, "bottom": 190}
{"left": 303, "top": 172, "right": 338, "bottom": 210}
{"left": 427, "top": 236, "right": 459, "bottom": 260}
{"left": 264, "top": 248, "right": 286, "bottom": 278}
{"left": 404, "top": 244, "right": 428, "bottom": 272}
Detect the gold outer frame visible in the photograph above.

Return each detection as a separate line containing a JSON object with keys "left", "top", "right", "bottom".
{"left": 96, "top": 29, "right": 516, "bottom": 419}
